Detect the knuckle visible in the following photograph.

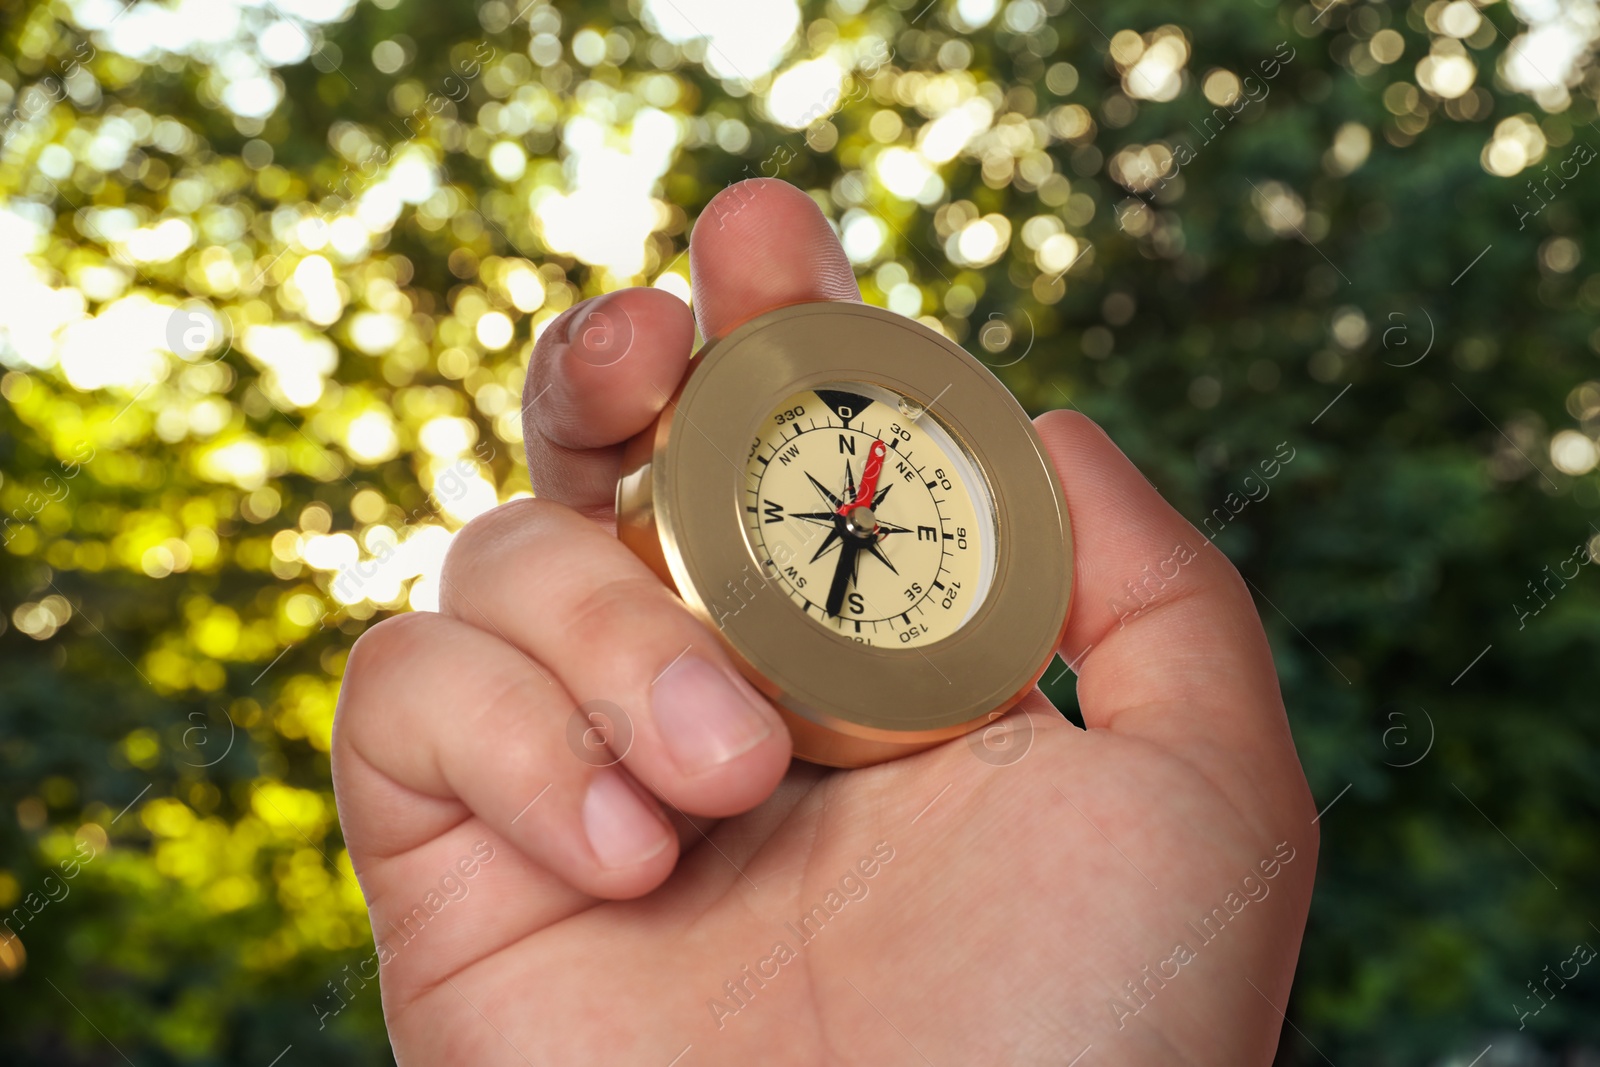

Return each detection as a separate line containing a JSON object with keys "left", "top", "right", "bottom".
{"left": 466, "top": 667, "right": 557, "bottom": 745}
{"left": 345, "top": 613, "right": 428, "bottom": 679}
{"left": 561, "top": 573, "right": 700, "bottom": 665}
{"left": 441, "top": 497, "right": 562, "bottom": 586}
{"left": 525, "top": 409, "right": 601, "bottom": 472}
{"left": 334, "top": 613, "right": 436, "bottom": 747}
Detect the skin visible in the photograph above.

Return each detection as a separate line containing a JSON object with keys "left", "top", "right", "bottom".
{"left": 331, "top": 179, "right": 1319, "bottom": 1066}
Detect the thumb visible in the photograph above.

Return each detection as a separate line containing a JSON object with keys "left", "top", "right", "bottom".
{"left": 1034, "top": 410, "right": 1307, "bottom": 806}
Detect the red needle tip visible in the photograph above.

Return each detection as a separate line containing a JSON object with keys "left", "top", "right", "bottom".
{"left": 842, "top": 439, "right": 888, "bottom": 514}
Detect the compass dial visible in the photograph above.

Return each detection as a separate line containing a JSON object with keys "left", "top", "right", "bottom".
{"left": 741, "top": 382, "right": 997, "bottom": 648}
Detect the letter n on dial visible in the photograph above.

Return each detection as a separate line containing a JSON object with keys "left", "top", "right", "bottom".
{"left": 741, "top": 383, "right": 996, "bottom": 648}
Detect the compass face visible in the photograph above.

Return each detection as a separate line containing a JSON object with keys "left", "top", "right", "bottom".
{"left": 741, "top": 382, "right": 998, "bottom": 648}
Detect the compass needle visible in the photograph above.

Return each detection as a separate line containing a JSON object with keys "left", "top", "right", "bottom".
{"left": 825, "top": 541, "right": 861, "bottom": 618}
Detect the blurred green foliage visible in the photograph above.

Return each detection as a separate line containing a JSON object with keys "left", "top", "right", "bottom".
{"left": 2, "top": 0, "right": 1598, "bottom": 1063}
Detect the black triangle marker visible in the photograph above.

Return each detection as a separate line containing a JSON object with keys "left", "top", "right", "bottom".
{"left": 814, "top": 388, "right": 873, "bottom": 427}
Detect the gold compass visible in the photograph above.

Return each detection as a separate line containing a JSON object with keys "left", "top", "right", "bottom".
{"left": 616, "top": 302, "right": 1071, "bottom": 767}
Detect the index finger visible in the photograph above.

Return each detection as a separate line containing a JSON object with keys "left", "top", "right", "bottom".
{"left": 521, "top": 180, "right": 861, "bottom": 519}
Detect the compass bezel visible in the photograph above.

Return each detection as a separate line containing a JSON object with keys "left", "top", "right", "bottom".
{"left": 616, "top": 302, "right": 1072, "bottom": 767}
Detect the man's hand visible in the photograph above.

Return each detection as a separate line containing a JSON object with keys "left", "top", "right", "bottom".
{"left": 331, "top": 179, "right": 1318, "bottom": 1066}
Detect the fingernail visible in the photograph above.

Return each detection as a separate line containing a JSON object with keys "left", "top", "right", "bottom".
{"left": 583, "top": 768, "right": 671, "bottom": 870}
{"left": 652, "top": 656, "right": 774, "bottom": 775}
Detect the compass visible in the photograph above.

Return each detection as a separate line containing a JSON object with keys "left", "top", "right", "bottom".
{"left": 616, "top": 302, "right": 1071, "bottom": 767}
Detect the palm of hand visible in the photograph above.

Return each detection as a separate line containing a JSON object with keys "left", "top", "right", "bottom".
{"left": 378, "top": 717, "right": 1308, "bottom": 1066}
{"left": 333, "top": 181, "right": 1316, "bottom": 1067}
